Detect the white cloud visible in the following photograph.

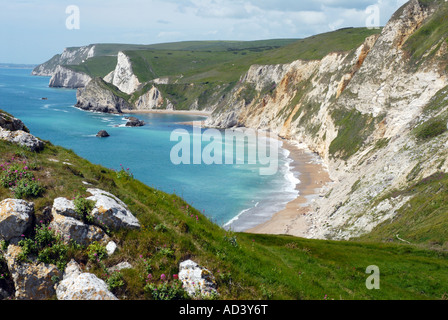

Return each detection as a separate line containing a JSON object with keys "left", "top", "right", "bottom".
{"left": 0, "top": 0, "right": 410, "bottom": 63}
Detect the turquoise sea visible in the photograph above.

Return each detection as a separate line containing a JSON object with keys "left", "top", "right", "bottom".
{"left": 0, "top": 67, "right": 300, "bottom": 231}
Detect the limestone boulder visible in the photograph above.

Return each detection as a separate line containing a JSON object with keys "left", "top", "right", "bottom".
{"left": 4, "top": 244, "right": 62, "bottom": 300}
{"left": 178, "top": 260, "right": 218, "bottom": 298}
{"left": 0, "top": 199, "right": 34, "bottom": 242}
{"left": 56, "top": 260, "right": 118, "bottom": 300}
{"left": 86, "top": 188, "right": 140, "bottom": 230}
{"left": 49, "top": 213, "right": 109, "bottom": 246}
{"left": 0, "top": 128, "right": 43, "bottom": 152}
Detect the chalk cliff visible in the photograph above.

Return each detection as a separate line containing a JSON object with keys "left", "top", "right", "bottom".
{"left": 49, "top": 65, "right": 92, "bottom": 89}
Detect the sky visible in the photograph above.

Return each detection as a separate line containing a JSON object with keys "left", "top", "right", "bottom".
{"left": 0, "top": 0, "right": 409, "bottom": 64}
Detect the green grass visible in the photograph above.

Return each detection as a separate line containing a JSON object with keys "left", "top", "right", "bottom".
{"left": 358, "top": 172, "right": 448, "bottom": 250}
{"left": 1, "top": 121, "right": 448, "bottom": 300}
{"left": 403, "top": 0, "right": 448, "bottom": 68}
{"left": 329, "top": 108, "right": 379, "bottom": 160}
{"left": 123, "top": 28, "right": 380, "bottom": 85}
{"left": 414, "top": 118, "right": 448, "bottom": 140}
{"left": 66, "top": 56, "right": 118, "bottom": 78}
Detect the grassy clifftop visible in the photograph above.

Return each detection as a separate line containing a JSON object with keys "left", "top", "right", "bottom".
{"left": 1, "top": 120, "right": 448, "bottom": 300}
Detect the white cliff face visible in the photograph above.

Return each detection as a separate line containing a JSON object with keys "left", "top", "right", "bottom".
{"left": 110, "top": 52, "right": 141, "bottom": 95}
{"left": 134, "top": 86, "right": 165, "bottom": 110}
{"left": 49, "top": 65, "right": 92, "bottom": 89}
{"left": 32, "top": 45, "right": 96, "bottom": 77}
{"left": 206, "top": 0, "right": 448, "bottom": 241}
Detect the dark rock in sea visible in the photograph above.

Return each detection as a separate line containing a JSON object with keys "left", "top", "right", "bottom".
{"left": 125, "top": 117, "right": 145, "bottom": 127}
{"left": 96, "top": 130, "right": 110, "bottom": 138}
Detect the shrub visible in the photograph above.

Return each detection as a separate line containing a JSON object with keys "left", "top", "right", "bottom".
{"left": 106, "top": 271, "right": 125, "bottom": 291}
{"left": 87, "top": 242, "right": 108, "bottom": 262}
{"left": 74, "top": 194, "right": 95, "bottom": 223}
{"left": 0, "top": 157, "right": 44, "bottom": 199}
{"left": 12, "top": 179, "right": 44, "bottom": 199}
{"left": 144, "top": 278, "right": 188, "bottom": 300}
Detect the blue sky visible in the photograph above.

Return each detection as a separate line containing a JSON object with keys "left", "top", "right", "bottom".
{"left": 0, "top": 0, "right": 408, "bottom": 64}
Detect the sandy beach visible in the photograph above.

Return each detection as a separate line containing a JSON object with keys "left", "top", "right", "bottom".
{"left": 123, "top": 108, "right": 330, "bottom": 237}
{"left": 246, "top": 141, "right": 331, "bottom": 237}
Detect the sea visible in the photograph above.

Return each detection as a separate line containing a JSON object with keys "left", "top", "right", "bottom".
{"left": 0, "top": 67, "right": 301, "bottom": 231}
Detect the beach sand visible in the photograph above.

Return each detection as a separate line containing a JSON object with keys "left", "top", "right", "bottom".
{"left": 122, "top": 109, "right": 212, "bottom": 117}
{"left": 124, "top": 108, "right": 330, "bottom": 237}
{"left": 246, "top": 141, "right": 331, "bottom": 237}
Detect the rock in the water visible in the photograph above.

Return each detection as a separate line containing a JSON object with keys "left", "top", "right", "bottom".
{"left": 0, "top": 199, "right": 34, "bottom": 242}
{"left": 86, "top": 188, "right": 141, "bottom": 230}
{"left": 56, "top": 260, "right": 118, "bottom": 300}
{"left": 4, "top": 244, "right": 62, "bottom": 300}
{"left": 125, "top": 117, "right": 145, "bottom": 127}
{"left": 96, "top": 130, "right": 110, "bottom": 137}
{"left": 178, "top": 260, "right": 218, "bottom": 298}
{"left": 0, "top": 128, "right": 43, "bottom": 152}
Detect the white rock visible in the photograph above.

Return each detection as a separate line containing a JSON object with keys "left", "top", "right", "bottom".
{"left": 108, "top": 262, "right": 132, "bottom": 273}
{"left": 111, "top": 52, "right": 141, "bottom": 94}
{"left": 106, "top": 240, "right": 117, "bottom": 255}
{"left": 0, "top": 128, "right": 43, "bottom": 152}
{"left": 178, "top": 260, "right": 218, "bottom": 298}
{"left": 56, "top": 260, "right": 118, "bottom": 300}
{"left": 52, "top": 197, "right": 78, "bottom": 219}
{"left": 49, "top": 65, "right": 92, "bottom": 89}
{"left": 49, "top": 213, "right": 109, "bottom": 246}
{"left": 4, "top": 244, "right": 62, "bottom": 300}
{"left": 86, "top": 188, "right": 140, "bottom": 230}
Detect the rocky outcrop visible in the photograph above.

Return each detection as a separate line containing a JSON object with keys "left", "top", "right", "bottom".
{"left": 125, "top": 117, "right": 145, "bottom": 127}
{"left": 96, "top": 130, "right": 110, "bottom": 138}
{"left": 75, "top": 78, "right": 132, "bottom": 114}
{"left": 134, "top": 85, "right": 165, "bottom": 110}
{"left": 50, "top": 213, "right": 110, "bottom": 246}
{"left": 56, "top": 260, "right": 117, "bottom": 300}
{"left": 178, "top": 260, "right": 218, "bottom": 298}
{"left": 0, "top": 128, "right": 44, "bottom": 152}
{"left": 0, "top": 186, "right": 140, "bottom": 299}
{"left": 4, "top": 244, "right": 62, "bottom": 300}
{"left": 49, "top": 65, "right": 92, "bottom": 89}
{"left": 32, "top": 45, "right": 96, "bottom": 77}
{"left": 105, "top": 52, "right": 141, "bottom": 95}
{"left": 0, "top": 113, "right": 42, "bottom": 152}
{"left": 0, "top": 199, "right": 34, "bottom": 242}
{"left": 206, "top": 0, "right": 448, "bottom": 241}
{"left": 86, "top": 188, "right": 141, "bottom": 230}
{"left": 0, "top": 113, "right": 28, "bottom": 132}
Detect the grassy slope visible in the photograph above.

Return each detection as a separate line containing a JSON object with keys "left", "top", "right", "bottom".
{"left": 125, "top": 28, "right": 381, "bottom": 84}
{"left": 62, "top": 28, "right": 380, "bottom": 86}
{"left": 1, "top": 128, "right": 447, "bottom": 300}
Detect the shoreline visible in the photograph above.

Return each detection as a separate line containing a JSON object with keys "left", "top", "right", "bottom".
{"left": 122, "top": 109, "right": 212, "bottom": 117}
{"left": 245, "top": 140, "right": 331, "bottom": 237}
